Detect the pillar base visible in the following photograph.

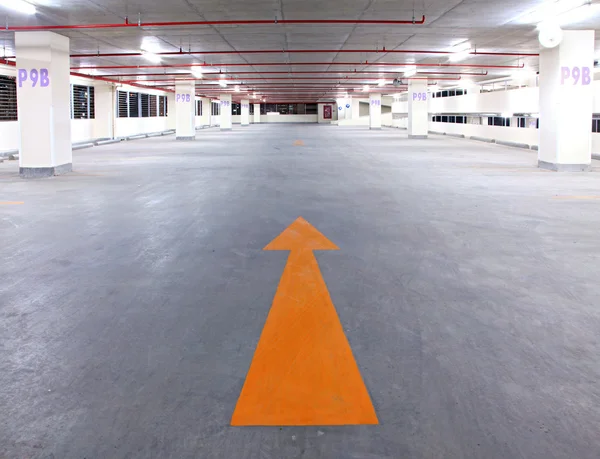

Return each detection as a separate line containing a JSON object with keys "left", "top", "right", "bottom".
{"left": 20, "top": 163, "right": 72, "bottom": 179}
{"left": 409, "top": 135, "right": 428, "bottom": 139}
{"left": 176, "top": 136, "right": 195, "bottom": 141}
{"left": 220, "top": 128, "right": 232, "bottom": 131}
{"left": 538, "top": 160, "right": 591, "bottom": 172}
{"left": 241, "top": 124, "right": 249, "bottom": 127}
{"left": 369, "top": 127, "right": 382, "bottom": 130}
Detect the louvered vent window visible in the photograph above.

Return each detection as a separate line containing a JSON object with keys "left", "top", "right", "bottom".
{"left": 71, "top": 85, "right": 95, "bottom": 119}
{"left": 0, "top": 76, "right": 18, "bottom": 121}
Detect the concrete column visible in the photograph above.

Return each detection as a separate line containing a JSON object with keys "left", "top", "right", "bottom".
{"left": 241, "top": 99, "right": 250, "bottom": 126}
{"left": 15, "top": 31, "right": 71, "bottom": 178}
{"left": 175, "top": 81, "right": 195, "bottom": 140}
{"left": 539, "top": 30, "right": 595, "bottom": 171}
{"left": 254, "top": 103, "right": 261, "bottom": 123}
{"left": 201, "top": 98, "right": 211, "bottom": 127}
{"left": 166, "top": 93, "right": 176, "bottom": 130}
{"left": 93, "top": 83, "right": 114, "bottom": 140}
{"left": 408, "top": 80, "right": 429, "bottom": 138}
{"left": 337, "top": 97, "right": 352, "bottom": 121}
{"left": 337, "top": 98, "right": 346, "bottom": 120}
{"left": 220, "top": 94, "right": 232, "bottom": 130}
{"left": 391, "top": 97, "right": 404, "bottom": 129}
{"left": 369, "top": 93, "right": 382, "bottom": 130}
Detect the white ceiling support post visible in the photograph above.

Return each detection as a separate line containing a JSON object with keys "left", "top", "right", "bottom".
{"left": 391, "top": 96, "right": 403, "bottom": 129}
{"left": 15, "top": 31, "right": 71, "bottom": 178}
{"left": 201, "top": 98, "right": 211, "bottom": 127}
{"left": 241, "top": 99, "right": 250, "bottom": 126}
{"left": 220, "top": 94, "right": 232, "bottom": 130}
{"left": 369, "top": 93, "right": 382, "bottom": 130}
{"left": 254, "top": 103, "right": 261, "bottom": 123}
{"left": 538, "top": 30, "right": 595, "bottom": 171}
{"left": 175, "top": 81, "right": 195, "bottom": 140}
{"left": 92, "top": 83, "right": 114, "bottom": 141}
{"left": 408, "top": 79, "right": 429, "bottom": 139}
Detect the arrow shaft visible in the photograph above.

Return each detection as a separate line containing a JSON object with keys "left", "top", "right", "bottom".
{"left": 231, "top": 248, "right": 378, "bottom": 425}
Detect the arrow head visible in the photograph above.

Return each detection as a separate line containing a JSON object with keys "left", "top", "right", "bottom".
{"left": 264, "top": 217, "right": 339, "bottom": 251}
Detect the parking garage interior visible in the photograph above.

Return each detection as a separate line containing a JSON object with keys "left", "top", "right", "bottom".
{"left": 1, "top": 1, "right": 600, "bottom": 458}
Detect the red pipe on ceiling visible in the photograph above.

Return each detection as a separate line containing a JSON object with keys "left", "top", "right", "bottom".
{"left": 74, "top": 61, "right": 524, "bottom": 70}
{"left": 4, "top": 16, "right": 426, "bottom": 31}
{"left": 67, "top": 48, "right": 537, "bottom": 58}
{"left": 1, "top": 58, "right": 171, "bottom": 92}
{"left": 90, "top": 70, "right": 488, "bottom": 77}
{"left": 128, "top": 76, "right": 460, "bottom": 83}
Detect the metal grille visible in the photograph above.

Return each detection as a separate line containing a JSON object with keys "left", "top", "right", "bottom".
{"left": 117, "top": 91, "right": 128, "bottom": 117}
{"left": 72, "top": 85, "right": 95, "bottom": 119}
{"left": 140, "top": 93, "right": 150, "bottom": 117}
{"left": 128, "top": 92, "right": 140, "bottom": 117}
{"left": 149, "top": 94, "right": 157, "bottom": 116}
{"left": 159, "top": 95, "right": 165, "bottom": 116}
{"left": 0, "top": 75, "right": 17, "bottom": 121}
{"left": 196, "top": 100, "right": 202, "bottom": 116}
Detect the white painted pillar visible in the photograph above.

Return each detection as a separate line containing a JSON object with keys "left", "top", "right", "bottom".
{"left": 337, "top": 97, "right": 352, "bottom": 121}
{"left": 175, "top": 81, "right": 195, "bottom": 140}
{"left": 408, "top": 79, "right": 429, "bottom": 138}
{"left": 201, "top": 98, "right": 211, "bottom": 127}
{"left": 391, "top": 97, "right": 404, "bottom": 129}
{"left": 346, "top": 97, "right": 354, "bottom": 119}
{"left": 166, "top": 92, "right": 176, "bottom": 130}
{"left": 539, "top": 30, "right": 595, "bottom": 171}
{"left": 254, "top": 103, "right": 261, "bottom": 123}
{"left": 15, "top": 31, "right": 71, "bottom": 178}
{"left": 369, "top": 93, "right": 382, "bottom": 130}
{"left": 92, "top": 83, "right": 114, "bottom": 140}
{"left": 337, "top": 98, "right": 346, "bottom": 120}
{"left": 241, "top": 99, "right": 250, "bottom": 126}
{"left": 220, "top": 94, "right": 232, "bottom": 130}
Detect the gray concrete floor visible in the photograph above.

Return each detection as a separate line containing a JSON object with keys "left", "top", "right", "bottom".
{"left": 1, "top": 126, "right": 600, "bottom": 459}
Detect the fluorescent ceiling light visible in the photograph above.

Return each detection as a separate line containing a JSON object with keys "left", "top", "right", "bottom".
{"left": 377, "top": 79, "right": 386, "bottom": 86}
{"left": 234, "top": 85, "right": 240, "bottom": 92}
{"left": 191, "top": 68, "right": 203, "bottom": 78}
{"left": 449, "top": 49, "right": 471, "bottom": 62}
{"left": 362, "top": 84, "right": 370, "bottom": 92}
{"left": 556, "top": 2, "right": 600, "bottom": 25}
{"left": 219, "top": 79, "right": 228, "bottom": 87}
{"left": 404, "top": 66, "right": 417, "bottom": 77}
{"left": 0, "top": 0, "right": 36, "bottom": 15}
{"left": 141, "top": 50, "right": 161, "bottom": 63}
{"left": 517, "top": 0, "right": 592, "bottom": 25}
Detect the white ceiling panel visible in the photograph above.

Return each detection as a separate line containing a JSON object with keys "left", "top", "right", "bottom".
{"left": 0, "top": 0, "right": 598, "bottom": 97}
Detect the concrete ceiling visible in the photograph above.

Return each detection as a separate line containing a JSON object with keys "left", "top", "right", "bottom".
{"left": 1, "top": 0, "right": 600, "bottom": 101}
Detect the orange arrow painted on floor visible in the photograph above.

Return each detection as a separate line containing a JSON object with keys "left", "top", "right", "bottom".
{"left": 231, "top": 217, "right": 378, "bottom": 426}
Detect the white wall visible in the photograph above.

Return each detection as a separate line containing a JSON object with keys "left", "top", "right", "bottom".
{"left": 592, "top": 134, "right": 600, "bottom": 153}
{"left": 261, "top": 114, "right": 317, "bottom": 123}
{"left": 72, "top": 119, "right": 95, "bottom": 143}
{"left": 430, "top": 122, "right": 539, "bottom": 146}
{"left": 0, "top": 122, "right": 20, "bottom": 152}
{"left": 429, "top": 87, "right": 539, "bottom": 114}
{"left": 114, "top": 117, "right": 170, "bottom": 138}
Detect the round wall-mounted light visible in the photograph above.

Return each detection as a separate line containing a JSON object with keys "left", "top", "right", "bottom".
{"left": 538, "top": 21, "right": 563, "bottom": 48}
